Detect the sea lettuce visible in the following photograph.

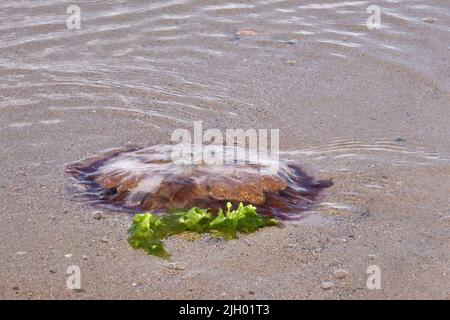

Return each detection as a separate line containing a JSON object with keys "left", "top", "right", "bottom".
{"left": 127, "top": 213, "right": 169, "bottom": 258}
{"left": 127, "top": 203, "right": 278, "bottom": 257}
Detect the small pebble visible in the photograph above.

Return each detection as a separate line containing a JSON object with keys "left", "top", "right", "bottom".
{"left": 321, "top": 281, "right": 334, "bottom": 290}
{"left": 235, "top": 30, "right": 257, "bottom": 37}
{"left": 100, "top": 237, "right": 110, "bottom": 244}
{"left": 165, "top": 262, "right": 185, "bottom": 271}
{"left": 286, "top": 60, "right": 296, "bottom": 66}
{"left": 16, "top": 251, "right": 27, "bottom": 255}
{"left": 64, "top": 254, "right": 73, "bottom": 258}
{"left": 81, "top": 255, "right": 88, "bottom": 260}
{"left": 422, "top": 17, "right": 437, "bottom": 23}
{"left": 93, "top": 211, "right": 102, "bottom": 220}
{"left": 334, "top": 269, "right": 349, "bottom": 279}
{"left": 49, "top": 270, "right": 57, "bottom": 274}
{"left": 368, "top": 254, "right": 377, "bottom": 260}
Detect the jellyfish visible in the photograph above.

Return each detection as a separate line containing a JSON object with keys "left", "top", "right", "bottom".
{"left": 66, "top": 144, "right": 331, "bottom": 219}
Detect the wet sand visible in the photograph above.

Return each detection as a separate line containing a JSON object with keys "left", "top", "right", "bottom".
{"left": 1, "top": 1, "right": 449, "bottom": 299}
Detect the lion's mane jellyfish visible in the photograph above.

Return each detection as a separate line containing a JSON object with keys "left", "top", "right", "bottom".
{"left": 66, "top": 144, "right": 332, "bottom": 220}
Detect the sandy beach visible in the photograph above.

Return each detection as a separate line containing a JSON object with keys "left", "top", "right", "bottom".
{"left": 0, "top": 0, "right": 449, "bottom": 299}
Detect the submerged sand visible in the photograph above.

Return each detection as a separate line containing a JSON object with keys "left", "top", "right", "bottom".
{"left": 0, "top": 1, "right": 449, "bottom": 299}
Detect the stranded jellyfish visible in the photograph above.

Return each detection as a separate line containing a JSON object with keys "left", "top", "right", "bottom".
{"left": 66, "top": 144, "right": 331, "bottom": 220}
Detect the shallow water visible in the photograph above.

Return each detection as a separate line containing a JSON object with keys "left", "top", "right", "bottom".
{"left": 1, "top": 0, "right": 449, "bottom": 120}
{"left": 281, "top": 139, "right": 450, "bottom": 218}
{"left": 1, "top": 1, "right": 449, "bottom": 218}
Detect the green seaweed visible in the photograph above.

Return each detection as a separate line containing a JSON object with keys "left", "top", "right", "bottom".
{"left": 127, "top": 202, "right": 278, "bottom": 257}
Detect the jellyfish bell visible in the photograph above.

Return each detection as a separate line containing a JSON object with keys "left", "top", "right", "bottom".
{"left": 66, "top": 144, "right": 332, "bottom": 219}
